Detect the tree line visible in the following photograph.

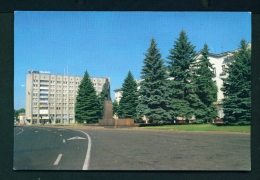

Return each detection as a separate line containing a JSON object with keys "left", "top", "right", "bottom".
{"left": 75, "top": 30, "right": 251, "bottom": 125}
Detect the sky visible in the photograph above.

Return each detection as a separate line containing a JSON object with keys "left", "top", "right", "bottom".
{"left": 14, "top": 11, "right": 251, "bottom": 110}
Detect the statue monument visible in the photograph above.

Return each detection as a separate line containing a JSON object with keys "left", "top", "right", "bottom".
{"left": 102, "top": 78, "right": 111, "bottom": 101}
{"left": 102, "top": 78, "right": 113, "bottom": 119}
{"left": 98, "top": 78, "right": 134, "bottom": 127}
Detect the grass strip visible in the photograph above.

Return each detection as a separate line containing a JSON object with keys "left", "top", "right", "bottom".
{"left": 140, "top": 124, "right": 250, "bottom": 133}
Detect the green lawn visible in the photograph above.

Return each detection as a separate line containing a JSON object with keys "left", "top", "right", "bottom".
{"left": 140, "top": 124, "right": 250, "bottom": 133}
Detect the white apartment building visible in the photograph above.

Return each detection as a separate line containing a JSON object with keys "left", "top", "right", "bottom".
{"left": 114, "top": 44, "right": 251, "bottom": 119}
{"left": 25, "top": 70, "right": 109, "bottom": 124}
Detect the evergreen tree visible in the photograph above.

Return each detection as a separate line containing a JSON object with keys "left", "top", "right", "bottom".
{"left": 193, "top": 44, "right": 218, "bottom": 122}
{"left": 118, "top": 71, "right": 138, "bottom": 119}
{"left": 137, "top": 38, "right": 171, "bottom": 123}
{"left": 75, "top": 71, "right": 102, "bottom": 123}
{"left": 112, "top": 100, "right": 119, "bottom": 118}
{"left": 167, "top": 30, "right": 203, "bottom": 121}
{"left": 221, "top": 39, "right": 251, "bottom": 124}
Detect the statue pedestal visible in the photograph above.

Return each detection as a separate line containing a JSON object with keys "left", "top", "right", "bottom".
{"left": 98, "top": 100, "right": 135, "bottom": 127}
{"left": 103, "top": 100, "right": 113, "bottom": 119}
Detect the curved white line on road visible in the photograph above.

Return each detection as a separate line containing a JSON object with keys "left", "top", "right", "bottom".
{"left": 76, "top": 130, "right": 92, "bottom": 170}
{"left": 14, "top": 128, "right": 24, "bottom": 135}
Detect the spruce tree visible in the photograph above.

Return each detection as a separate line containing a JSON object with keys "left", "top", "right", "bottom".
{"left": 221, "top": 39, "right": 251, "bottom": 124}
{"left": 75, "top": 71, "right": 102, "bottom": 123}
{"left": 167, "top": 30, "right": 202, "bottom": 121}
{"left": 137, "top": 38, "right": 171, "bottom": 123}
{"left": 118, "top": 71, "right": 138, "bottom": 119}
{"left": 193, "top": 44, "right": 218, "bottom": 122}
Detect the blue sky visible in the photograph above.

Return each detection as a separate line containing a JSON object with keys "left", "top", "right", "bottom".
{"left": 14, "top": 11, "right": 251, "bottom": 110}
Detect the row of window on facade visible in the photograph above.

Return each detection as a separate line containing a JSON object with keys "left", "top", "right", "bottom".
{"left": 33, "top": 78, "right": 104, "bottom": 83}
{"left": 33, "top": 79, "right": 82, "bottom": 83}
{"left": 32, "top": 114, "right": 74, "bottom": 118}
{"left": 33, "top": 102, "right": 74, "bottom": 106}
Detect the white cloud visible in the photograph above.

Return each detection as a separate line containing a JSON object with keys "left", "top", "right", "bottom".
{"left": 21, "top": 85, "right": 25, "bottom": 87}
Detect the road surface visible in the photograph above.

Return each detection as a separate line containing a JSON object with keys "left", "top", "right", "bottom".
{"left": 14, "top": 126, "right": 250, "bottom": 170}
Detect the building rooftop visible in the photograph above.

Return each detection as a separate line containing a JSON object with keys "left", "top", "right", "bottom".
{"left": 27, "top": 70, "right": 109, "bottom": 79}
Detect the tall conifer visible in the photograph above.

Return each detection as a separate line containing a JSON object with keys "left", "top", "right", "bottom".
{"left": 118, "top": 71, "right": 138, "bottom": 119}
{"left": 167, "top": 30, "right": 202, "bottom": 121}
{"left": 75, "top": 71, "right": 101, "bottom": 123}
{"left": 221, "top": 39, "right": 251, "bottom": 124}
{"left": 194, "top": 44, "right": 218, "bottom": 122}
{"left": 137, "top": 38, "right": 171, "bottom": 123}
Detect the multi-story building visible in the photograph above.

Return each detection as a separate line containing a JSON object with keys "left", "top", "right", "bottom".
{"left": 114, "top": 44, "right": 251, "bottom": 120}
{"left": 25, "top": 70, "right": 109, "bottom": 124}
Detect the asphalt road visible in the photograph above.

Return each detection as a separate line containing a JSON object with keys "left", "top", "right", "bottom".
{"left": 14, "top": 126, "right": 90, "bottom": 170}
{"left": 14, "top": 126, "right": 250, "bottom": 170}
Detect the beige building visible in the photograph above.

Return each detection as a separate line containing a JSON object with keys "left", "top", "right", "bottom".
{"left": 25, "top": 70, "right": 109, "bottom": 124}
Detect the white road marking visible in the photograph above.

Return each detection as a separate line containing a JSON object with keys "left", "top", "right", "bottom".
{"left": 14, "top": 128, "right": 24, "bottom": 135}
{"left": 63, "top": 139, "right": 65, "bottom": 143}
{"left": 75, "top": 130, "right": 92, "bottom": 170}
{"left": 59, "top": 134, "right": 62, "bottom": 136}
{"left": 67, "top": 136, "right": 86, "bottom": 140}
{"left": 53, "top": 154, "right": 62, "bottom": 165}
{"left": 58, "top": 129, "right": 67, "bottom": 131}
{"left": 35, "top": 131, "right": 38, "bottom": 133}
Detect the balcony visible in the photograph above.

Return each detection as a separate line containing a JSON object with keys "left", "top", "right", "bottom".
{"left": 40, "top": 86, "right": 49, "bottom": 89}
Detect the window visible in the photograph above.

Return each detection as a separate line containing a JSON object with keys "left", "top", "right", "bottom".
{"left": 63, "top": 81, "right": 67, "bottom": 84}
{"left": 57, "top": 81, "right": 61, "bottom": 84}
{"left": 33, "top": 84, "right": 38, "bottom": 87}
{"left": 56, "top": 107, "right": 61, "bottom": 110}
{"left": 213, "top": 68, "right": 216, "bottom": 75}
{"left": 40, "top": 80, "right": 49, "bottom": 83}
{"left": 33, "top": 103, "right": 38, "bottom": 106}
{"left": 33, "top": 93, "right": 38, "bottom": 96}
{"left": 63, "top": 107, "right": 67, "bottom": 110}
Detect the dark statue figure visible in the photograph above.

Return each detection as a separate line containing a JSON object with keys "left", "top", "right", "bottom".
{"left": 102, "top": 78, "right": 111, "bottom": 101}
